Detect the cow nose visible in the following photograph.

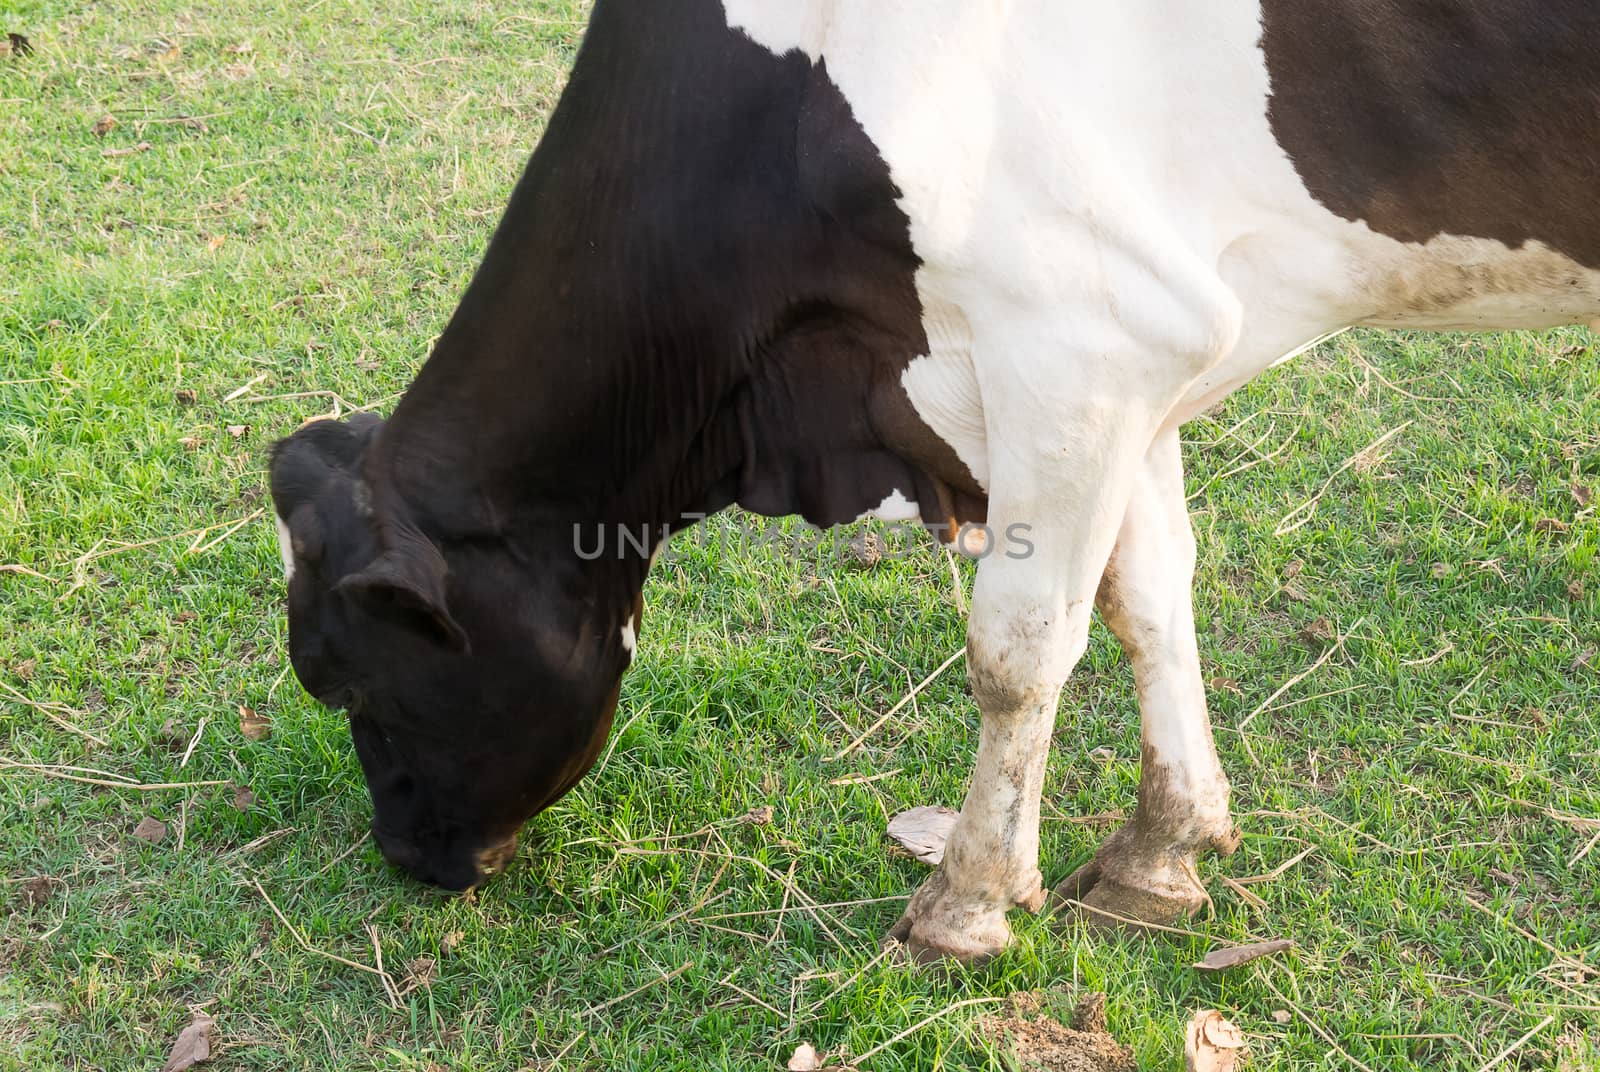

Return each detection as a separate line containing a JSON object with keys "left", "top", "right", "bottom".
{"left": 370, "top": 824, "right": 513, "bottom": 891}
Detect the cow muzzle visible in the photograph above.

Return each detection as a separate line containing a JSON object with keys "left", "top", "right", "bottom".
{"left": 372, "top": 825, "right": 517, "bottom": 891}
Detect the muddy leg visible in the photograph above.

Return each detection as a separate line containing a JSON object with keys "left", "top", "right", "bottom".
{"left": 890, "top": 394, "right": 1152, "bottom": 963}
{"left": 1054, "top": 430, "right": 1239, "bottom": 927}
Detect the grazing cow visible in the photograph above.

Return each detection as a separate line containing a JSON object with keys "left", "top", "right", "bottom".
{"left": 269, "top": 0, "right": 1600, "bottom": 962}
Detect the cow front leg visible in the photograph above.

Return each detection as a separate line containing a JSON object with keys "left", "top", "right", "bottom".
{"left": 1054, "top": 430, "right": 1240, "bottom": 928}
{"left": 890, "top": 405, "right": 1151, "bottom": 964}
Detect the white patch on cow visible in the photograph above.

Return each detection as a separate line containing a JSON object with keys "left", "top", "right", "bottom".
{"left": 620, "top": 614, "right": 636, "bottom": 656}
{"left": 273, "top": 514, "right": 296, "bottom": 582}
{"left": 722, "top": 0, "right": 1600, "bottom": 949}
{"left": 727, "top": 0, "right": 1600, "bottom": 394}
{"left": 855, "top": 488, "right": 920, "bottom": 523}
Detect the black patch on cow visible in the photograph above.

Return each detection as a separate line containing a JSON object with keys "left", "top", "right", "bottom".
{"left": 1260, "top": 1, "right": 1600, "bottom": 268}
{"left": 381, "top": 0, "right": 981, "bottom": 538}
{"left": 270, "top": 0, "right": 986, "bottom": 891}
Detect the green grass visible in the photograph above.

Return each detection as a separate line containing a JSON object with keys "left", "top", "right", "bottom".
{"left": 3, "top": 2, "right": 1599, "bottom": 1068}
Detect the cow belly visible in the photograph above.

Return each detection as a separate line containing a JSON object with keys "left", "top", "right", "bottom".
{"left": 1356, "top": 237, "right": 1600, "bottom": 332}
{"left": 1176, "top": 228, "right": 1600, "bottom": 428}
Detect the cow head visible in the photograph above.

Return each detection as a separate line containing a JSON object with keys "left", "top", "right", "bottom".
{"left": 268, "top": 415, "right": 630, "bottom": 890}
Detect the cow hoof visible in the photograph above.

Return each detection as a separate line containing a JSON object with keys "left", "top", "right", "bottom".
{"left": 1049, "top": 853, "right": 1206, "bottom": 933}
{"left": 885, "top": 912, "right": 1008, "bottom": 967}
{"left": 886, "top": 871, "right": 1012, "bottom": 966}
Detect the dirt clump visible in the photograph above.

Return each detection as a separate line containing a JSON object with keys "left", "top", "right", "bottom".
{"left": 981, "top": 992, "right": 1137, "bottom": 1072}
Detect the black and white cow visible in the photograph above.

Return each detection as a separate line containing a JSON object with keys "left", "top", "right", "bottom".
{"left": 269, "top": 0, "right": 1600, "bottom": 962}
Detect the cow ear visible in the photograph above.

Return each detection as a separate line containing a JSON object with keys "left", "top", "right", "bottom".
{"left": 336, "top": 533, "right": 470, "bottom": 653}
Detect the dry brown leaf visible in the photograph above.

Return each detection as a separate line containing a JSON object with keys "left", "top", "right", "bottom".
{"left": 441, "top": 929, "right": 465, "bottom": 954}
{"left": 231, "top": 784, "right": 255, "bottom": 811}
{"left": 739, "top": 804, "right": 774, "bottom": 826}
{"left": 178, "top": 435, "right": 204, "bottom": 451}
{"left": 1281, "top": 559, "right": 1304, "bottom": 580}
{"left": 787, "top": 1042, "right": 822, "bottom": 1071}
{"left": 160, "top": 1012, "right": 215, "bottom": 1072}
{"left": 1279, "top": 581, "right": 1308, "bottom": 603}
{"left": 1572, "top": 483, "right": 1593, "bottom": 507}
{"left": 1204, "top": 1017, "right": 1244, "bottom": 1049}
{"left": 238, "top": 705, "right": 271, "bottom": 741}
{"left": 1536, "top": 517, "right": 1570, "bottom": 534}
{"left": 92, "top": 115, "right": 117, "bottom": 137}
{"left": 13, "top": 658, "right": 35, "bottom": 681}
{"left": 1270, "top": 1009, "right": 1291, "bottom": 1025}
{"left": 206, "top": 234, "right": 226, "bottom": 252}
{"left": 1567, "top": 579, "right": 1584, "bottom": 601}
{"left": 886, "top": 805, "right": 959, "bottom": 866}
{"left": 1208, "top": 677, "right": 1242, "bottom": 696}
{"left": 133, "top": 817, "right": 168, "bottom": 844}
{"left": 224, "top": 42, "right": 253, "bottom": 54}
{"left": 1297, "top": 617, "right": 1333, "bottom": 643}
{"left": 1193, "top": 938, "right": 1294, "bottom": 973}
{"left": 174, "top": 389, "right": 198, "bottom": 406}
{"left": 225, "top": 424, "right": 248, "bottom": 439}
{"left": 1184, "top": 1010, "right": 1245, "bottom": 1072}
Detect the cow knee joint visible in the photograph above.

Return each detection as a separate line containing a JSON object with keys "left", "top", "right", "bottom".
{"left": 967, "top": 615, "right": 1085, "bottom": 714}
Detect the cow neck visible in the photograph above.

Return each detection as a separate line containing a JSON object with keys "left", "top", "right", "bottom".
{"left": 373, "top": 1, "right": 964, "bottom": 576}
{"left": 375, "top": 2, "right": 830, "bottom": 554}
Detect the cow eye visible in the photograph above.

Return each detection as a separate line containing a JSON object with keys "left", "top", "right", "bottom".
{"left": 287, "top": 502, "right": 325, "bottom": 563}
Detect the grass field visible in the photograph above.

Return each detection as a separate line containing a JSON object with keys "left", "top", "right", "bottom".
{"left": 3, "top": 2, "right": 1600, "bottom": 1069}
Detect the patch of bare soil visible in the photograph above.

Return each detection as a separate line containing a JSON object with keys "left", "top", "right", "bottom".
{"left": 981, "top": 993, "right": 1137, "bottom": 1072}
{"left": 11, "top": 876, "right": 56, "bottom": 912}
